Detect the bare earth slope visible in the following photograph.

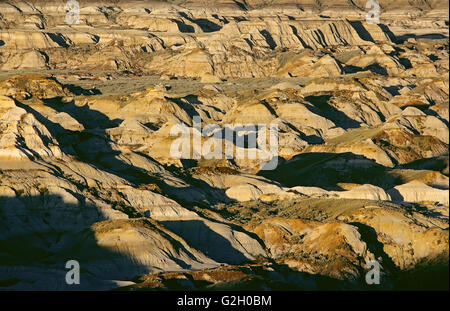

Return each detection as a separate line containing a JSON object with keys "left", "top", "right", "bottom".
{"left": 0, "top": 0, "right": 448, "bottom": 290}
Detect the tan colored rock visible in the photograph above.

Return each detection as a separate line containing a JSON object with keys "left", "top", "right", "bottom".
{"left": 291, "top": 186, "right": 329, "bottom": 197}
{"left": 0, "top": 75, "right": 69, "bottom": 99}
{"left": 226, "top": 183, "right": 264, "bottom": 201}
{"left": 0, "top": 95, "right": 15, "bottom": 110}
{"left": 200, "top": 74, "right": 222, "bottom": 84}
{"left": 0, "top": 106, "right": 62, "bottom": 161}
{"left": 332, "top": 184, "right": 391, "bottom": 201}
{"left": 344, "top": 207, "right": 449, "bottom": 270}
{"left": 0, "top": 0, "right": 448, "bottom": 290}
{"left": 0, "top": 50, "right": 48, "bottom": 70}
{"left": 388, "top": 181, "right": 449, "bottom": 205}
{"left": 251, "top": 218, "right": 375, "bottom": 280}
{"left": 277, "top": 53, "right": 342, "bottom": 78}
{"left": 306, "top": 138, "right": 395, "bottom": 167}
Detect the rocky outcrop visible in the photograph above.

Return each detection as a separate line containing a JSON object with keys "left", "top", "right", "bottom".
{"left": 0, "top": 0, "right": 448, "bottom": 291}
{"left": 340, "top": 206, "right": 449, "bottom": 270}
{"left": 388, "top": 181, "right": 449, "bottom": 205}
{"left": 251, "top": 218, "right": 374, "bottom": 281}
{"left": 0, "top": 1, "right": 447, "bottom": 79}
{"left": 0, "top": 105, "right": 62, "bottom": 161}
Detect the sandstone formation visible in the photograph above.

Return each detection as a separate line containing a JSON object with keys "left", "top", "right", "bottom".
{"left": 0, "top": 0, "right": 448, "bottom": 291}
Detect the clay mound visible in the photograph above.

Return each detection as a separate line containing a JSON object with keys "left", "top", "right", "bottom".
{"left": 0, "top": 50, "right": 48, "bottom": 70}
{"left": 0, "top": 105, "right": 62, "bottom": 161}
{"left": 389, "top": 169, "right": 449, "bottom": 190}
{"left": 251, "top": 218, "right": 374, "bottom": 280}
{"left": 388, "top": 181, "right": 449, "bottom": 205}
{"left": 342, "top": 206, "right": 449, "bottom": 270}
{"left": 78, "top": 219, "right": 219, "bottom": 276}
{"left": 277, "top": 54, "right": 343, "bottom": 78}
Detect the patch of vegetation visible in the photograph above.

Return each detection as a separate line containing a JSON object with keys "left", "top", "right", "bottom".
{"left": 112, "top": 200, "right": 142, "bottom": 218}
{"left": 13, "top": 189, "right": 24, "bottom": 197}
{"left": 63, "top": 173, "right": 87, "bottom": 191}
{"left": 38, "top": 186, "right": 49, "bottom": 196}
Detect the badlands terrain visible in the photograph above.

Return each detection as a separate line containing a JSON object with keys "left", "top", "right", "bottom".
{"left": 0, "top": 0, "right": 449, "bottom": 290}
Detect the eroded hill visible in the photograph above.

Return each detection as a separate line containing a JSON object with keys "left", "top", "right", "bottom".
{"left": 0, "top": 0, "right": 448, "bottom": 290}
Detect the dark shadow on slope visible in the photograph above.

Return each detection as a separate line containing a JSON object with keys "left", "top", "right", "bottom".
{"left": 244, "top": 38, "right": 254, "bottom": 49}
{"left": 217, "top": 123, "right": 280, "bottom": 149}
{"left": 0, "top": 194, "right": 150, "bottom": 290}
{"left": 283, "top": 121, "right": 324, "bottom": 144}
{"left": 397, "top": 156, "right": 449, "bottom": 176}
{"left": 378, "top": 24, "right": 397, "bottom": 42}
{"left": 289, "top": 25, "right": 311, "bottom": 49}
{"left": 396, "top": 33, "right": 448, "bottom": 42}
{"left": 10, "top": 100, "right": 179, "bottom": 197}
{"left": 428, "top": 54, "right": 439, "bottom": 61}
{"left": 348, "top": 22, "right": 397, "bottom": 44}
{"left": 383, "top": 85, "right": 403, "bottom": 96}
{"left": 258, "top": 152, "right": 396, "bottom": 190}
{"left": 47, "top": 33, "right": 70, "bottom": 48}
{"left": 211, "top": 14, "right": 229, "bottom": 24}
{"left": 233, "top": 16, "right": 247, "bottom": 22}
{"left": 398, "top": 57, "right": 412, "bottom": 69}
{"left": 312, "top": 29, "right": 327, "bottom": 47}
{"left": 343, "top": 63, "right": 388, "bottom": 75}
{"left": 193, "top": 19, "right": 222, "bottom": 32}
{"left": 64, "top": 84, "right": 101, "bottom": 96}
{"left": 232, "top": 0, "right": 247, "bottom": 11}
{"left": 304, "top": 95, "right": 361, "bottom": 129}
{"left": 391, "top": 256, "right": 449, "bottom": 291}
{"left": 349, "top": 222, "right": 449, "bottom": 290}
{"left": 172, "top": 19, "right": 195, "bottom": 33}
{"left": 43, "top": 97, "right": 119, "bottom": 129}
{"left": 15, "top": 100, "right": 152, "bottom": 185}
{"left": 163, "top": 165, "right": 233, "bottom": 205}
{"left": 386, "top": 187, "right": 404, "bottom": 202}
{"left": 16, "top": 96, "right": 233, "bottom": 207}
{"left": 349, "top": 21, "right": 374, "bottom": 42}
{"left": 178, "top": 12, "right": 222, "bottom": 33}
{"left": 424, "top": 109, "right": 449, "bottom": 127}
{"left": 119, "top": 262, "right": 373, "bottom": 291}
{"left": 363, "top": 63, "right": 389, "bottom": 75}
{"left": 349, "top": 222, "right": 397, "bottom": 271}
{"left": 260, "top": 30, "right": 277, "bottom": 50}
{"left": 165, "top": 95, "right": 203, "bottom": 119}
{"left": 160, "top": 220, "right": 254, "bottom": 264}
